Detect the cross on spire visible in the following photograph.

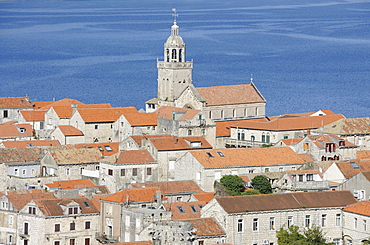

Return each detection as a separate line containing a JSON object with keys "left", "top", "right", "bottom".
{"left": 172, "top": 8, "right": 178, "bottom": 22}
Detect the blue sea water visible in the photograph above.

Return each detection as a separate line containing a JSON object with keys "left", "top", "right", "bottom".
{"left": 0, "top": 0, "right": 369, "bottom": 118}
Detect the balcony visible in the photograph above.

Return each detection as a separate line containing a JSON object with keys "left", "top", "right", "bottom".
{"left": 95, "top": 232, "right": 119, "bottom": 244}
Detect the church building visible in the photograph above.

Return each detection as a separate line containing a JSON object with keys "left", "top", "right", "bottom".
{"left": 146, "top": 16, "right": 266, "bottom": 121}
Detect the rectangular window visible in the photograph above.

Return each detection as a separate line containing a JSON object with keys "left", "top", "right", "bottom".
{"left": 85, "top": 221, "right": 91, "bottom": 229}
{"left": 54, "top": 242, "right": 60, "bottom": 245}
{"left": 288, "top": 216, "right": 293, "bottom": 228}
{"left": 253, "top": 218, "right": 258, "bottom": 231}
{"left": 28, "top": 207, "right": 36, "bottom": 214}
{"left": 55, "top": 224, "right": 60, "bottom": 232}
{"left": 70, "top": 239, "right": 75, "bottom": 245}
{"left": 307, "top": 174, "right": 314, "bottom": 181}
{"left": 279, "top": 167, "right": 284, "bottom": 172}
{"left": 237, "top": 219, "right": 243, "bottom": 232}
{"left": 24, "top": 222, "right": 29, "bottom": 235}
{"left": 70, "top": 222, "right": 75, "bottom": 231}
{"left": 14, "top": 168, "right": 19, "bottom": 176}
{"left": 303, "top": 142, "right": 309, "bottom": 149}
{"left": 132, "top": 168, "right": 138, "bottom": 176}
{"left": 177, "top": 206, "right": 186, "bottom": 214}
{"left": 336, "top": 214, "right": 341, "bottom": 226}
{"left": 270, "top": 217, "right": 275, "bottom": 230}
{"left": 95, "top": 125, "right": 99, "bottom": 129}
{"left": 121, "top": 169, "right": 125, "bottom": 176}
{"left": 321, "top": 214, "right": 327, "bottom": 227}
{"left": 108, "top": 169, "right": 113, "bottom": 176}
{"left": 84, "top": 238, "right": 90, "bottom": 245}
{"left": 125, "top": 215, "right": 130, "bottom": 226}
{"left": 3, "top": 110, "right": 8, "bottom": 118}
{"left": 305, "top": 215, "right": 311, "bottom": 227}
{"left": 265, "top": 168, "right": 270, "bottom": 173}
{"left": 364, "top": 220, "right": 367, "bottom": 231}
{"left": 190, "top": 205, "right": 198, "bottom": 213}
{"left": 8, "top": 215, "right": 13, "bottom": 225}
{"left": 354, "top": 218, "right": 358, "bottom": 229}
{"left": 299, "top": 175, "right": 304, "bottom": 182}
{"left": 147, "top": 167, "right": 152, "bottom": 176}
{"left": 22, "top": 169, "right": 27, "bottom": 176}
{"left": 65, "top": 168, "right": 70, "bottom": 176}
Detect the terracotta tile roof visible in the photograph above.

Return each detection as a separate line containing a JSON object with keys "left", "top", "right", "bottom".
{"left": 196, "top": 83, "right": 265, "bottom": 106}
{"left": 192, "top": 192, "right": 214, "bottom": 203}
{"left": 0, "top": 148, "right": 43, "bottom": 163}
{"left": 307, "top": 134, "right": 357, "bottom": 148}
{"left": 44, "top": 179, "right": 97, "bottom": 190}
{"left": 190, "top": 147, "right": 305, "bottom": 168}
{"left": 36, "top": 98, "right": 85, "bottom": 110}
{"left": 105, "top": 150, "right": 156, "bottom": 164}
{"left": 49, "top": 148, "right": 102, "bottom": 165}
{"left": 78, "top": 107, "right": 138, "bottom": 123}
{"left": 131, "top": 180, "right": 202, "bottom": 195}
{"left": 130, "top": 134, "right": 172, "bottom": 147}
{"left": 149, "top": 136, "right": 213, "bottom": 151}
{"left": 79, "top": 103, "right": 112, "bottom": 108}
{"left": 281, "top": 138, "right": 304, "bottom": 145}
{"left": 0, "top": 97, "right": 32, "bottom": 108}
{"left": 181, "top": 217, "right": 226, "bottom": 237}
{"left": 20, "top": 110, "right": 46, "bottom": 121}
{"left": 124, "top": 113, "right": 158, "bottom": 126}
{"left": 163, "top": 201, "right": 206, "bottom": 220}
{"left": 357, "top": 151, "right": 370, "bottom": 160}
{"left": 233, "top": 114, "right": 345, "bottom": 131}
{"left": 33, "top": 101, "right": 55, "bottom": 109}
{"left": 239, "top": 175, "right": 251, "bottom": 183}
{"left": 343, "top": 201, "right": 370, "bottom": 217}
{"left": 58, "top": 125, "right": 84, "bottom": 136}
{"left": 2, "top": 140, "right": 60, "bottom": 148}
{"left": 33, "top": 196, "right": 99, "bottom": 216}
{"left": 155, "top": 106, "right": 200, "bottom": 121}
{"left": 74, "top": 142, "right": 119, "bottom": 156}
{"left": 335, "top": 160, "right": 370, "bottom": 178}
{"left": 91, "top": 194, "right": 109, "bottom": 212}
{"left": 0, "top": 124, "right": 33, "bottom": 138}
{"left": 316, "top": 117, "right": 370, "bottom": 135}
{"left": 101, "top": 187, "right": 162, "bottom": 203}
{"left": 215, "top": 120, "right": 250, "bottom": 137}
{"left": 298, "top": 154, "right": 315, "bottom": 162}
{"left": 362, "top": 172, "right": 370, "bottom": 182}
{"left": 216, "top": 190, "right": 357, "bottom": 214}
{"left": 6, "top": 192, "right": 56, "bottom": 211}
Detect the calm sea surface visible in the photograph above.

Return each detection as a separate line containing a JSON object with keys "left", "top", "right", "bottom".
{"left": 0, "top": 0, "right": 369, "bottom": 117}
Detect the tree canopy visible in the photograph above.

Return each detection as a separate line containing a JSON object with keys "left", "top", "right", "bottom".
{"left": 276, "top": 225, "right": 332, "bottom": 245}
{"left": 220, "top": 175, "right": 244, "bottom": 196}
{"left": 251, "top": 175, "right": 272, "bottom": 194}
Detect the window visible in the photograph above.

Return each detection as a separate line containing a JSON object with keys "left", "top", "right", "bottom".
{"left": 262, "top": 134, "right": 266, "bottom": 143}
{"left": 84, "top": 238, "right": 90, "bottom": 245}
{"left": 253, "top": 218, "right": 258, "bottom": 231}
{"left": 54, "top": 242, "right": 60, "bottom": 245}
{"left": 288, "top": 216, "right": 293, "bottom": 228}
{"left": 8, "top": 235, "right": 13, "bottom": 244}
{"left": 98, "top": 146, "right": 104, "bottom": 152}
{"left": 8, "top": 215, "right": 13, "bottom": 225}
{"left": 305, "top": 215, "right": 311, "bottom": 227}
{"left": 303, "top": 143, "right": 309, "bottom": 149}
{"left": 147, "top": 167, "right": 152, "bottom": 176}
{"left": 24, "top": 222, "right": 29, "bottom": 235}
{"left": 176, "top": 196, "right": 183, "bottom": 201}
{"left": 95, "top": 125, "right": 99, "bottom": 129}
{"left": 299, "top": 175, "right": 304, "bottom": 182}
{"left": 215, "top": 172, "right": 221, "bottom": 180}
{"left": 237, "top": 219, "right": 243, "bottom": 232}
{"left": 70, "top": 222, "right": 75, "bottom": 231}
{"left": 65, "top": 168, "right": 70, "bottom": 176}
{"left": 22, "top": 169, "right": 26, "bottom": 176}
{"left": 284, "top": 135, "right": 288, "bottom": 139}
{"left": 68, "top": 207, "right": 78, "bottom": 215}
{"left": 266, "top": 134, "right": 270, "bottom": 143}
{"left": 85, "top": 221, "right": 91, "bottom": 229}
{"left": 354, "top": 218, "right": 358, "bottom": 229}
{"left": 28, "top": 206, "right": 36, "bottom": 214}
{"left": 333, "top": 239, "right": 340, "bottom": 245}
{"left": 70, "top": 239, "right": 75, "bottom": 245}
{"left": 364, "top": 219, "right": 367, "bottom": 231}
{"left": 321, "top": 214, "right": 327, "bottom": 227}
{"left": 14, "top": 168, "right": 19, "bottom": 176}
{"left": 270, "top": 217, "right": 275, "bottom": 230}
{"left": 177, "top": 206, "right": 186, "bottom": 214}
{"left": 188, "top": 129, "right": 192, "bottom": 136}
{"left": 125, "top": 215, "right": 130, "bottom": 226}
{"left": 3, "top": 110, "right": 8, "bottom": 118}
{"left": 206, "top": 152, "right": 214, "bottom": 157}
{"left": 108, "top": 169, "right": 113, "bottom": 176}
{"left": 279, "top": 167, "right": 283, "bottom": 172}
{"left": 104, "top": 145, "right": 113, "bottom": 152}
{"left": 55, "top": 224, "right": 60, "bottom": 232}
{"left": 307, "top": 174, "right": 313, "bottom": 181}
{"left": 132, "top": 168, "right": 138, "bottom": 176}
{"left": 121, "top": 169, "right": 125, "bottom": 176}
{"left": 190, "top": 205, "right": 198, "bottom": 213}
{"left": 249, "top": 169, "right": 254, "bottom": 173}
{"left": 217, "top": 151, "right": 225, "bottom": 157}
{"left": 336, "top": 214, "right": 341, "bottom": 226}
{"left": 265, "top": 168, "right": 270, "bottom": 173}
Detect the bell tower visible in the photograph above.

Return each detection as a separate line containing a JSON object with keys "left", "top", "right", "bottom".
{"left": 157, "top": 9, "right": 193, "bottom": 105}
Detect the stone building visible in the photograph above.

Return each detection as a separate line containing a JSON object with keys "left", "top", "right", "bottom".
{"left": 339, "top": 171, "right": 370, "bottom": 201}
{"left": 342, "top": 201, "right": 370, "bottom": 244}
{"left": 201, "top": 191, "right": 357, "bottom": 245}
{"left": 0, "top": 97, "right": 33, "bottom": 124}
{"left": 0, "top": 123, "right": 33, "bottom": 142}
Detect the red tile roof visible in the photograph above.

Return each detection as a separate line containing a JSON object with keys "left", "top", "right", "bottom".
{"left": 74, "top": 142, "right": 119, "bottom": 156}
{"left": 298, "top": 154, "right": 315, "bottom": 162}
{"left": 196, "top": 83, "right": 265, "bottom": 106}
{"left": 0, "top": 124, "right": 33, "bottom": 138}
{"left": 190, "top": 147, "right": 305, "bottom": 168}
{"left": 216, "top": 190, "right": 357, "bottom": 214}
{"left": 6, "top": 192, "right": 56, "bottom": 211}
{"left": 163, "top": 201, "right": 206, "bottom": 220}
{"left": 101, "top": 187, "right": 162, "bottom": 203}
{"left": 2, "top": 140, "right": 60, "bottom": 148}
{"left": 192, "top": 192, "right": 214, "bottom": 203}
{"left": 131, "top": 180, "right": 202, "bottom": 195}
{"left": 44, "top": 179, "right": 97, "bottom": 190}
{"left": 317, "top": 117, "right": 370, "bottom": 135}
{"left": 36, "top": 98, "right": 85, "bottom": 109}
{"left": 149, "top": 136, "right": 213, "bottom": 151}
{"left": 49, "top": 148, "right": 102, "bottom": 165}
{"left": 20, "top": 110, "right": 46, "bottom": 121}
{"left": 34, "top": 197, "right": 99, "bottom": 216}
{"left": 0, "top": 97, "right": 32, "bottom": 108}
{"left": 0, "top": 147, "right": 43, "bottom": 163}
{"left": 181, "top": 217, "right": 226, "bottom": 237}
{"left": 233, "top": 114, "right": 345, "bottom": 131}
{"left": 281, "top": 138, "right": 304, "bottom": 145}
{"left": 335, "top": 160, "right": 370, "bottom": 178}
{"left": 155, "top": 106, "right": 200, "bottom": 121}
{"left": 343, "top": 201, "right": 370, "bottom": 217}
{"left": 58, "top": 125, "right": 84, "bottom": 136}
{"left": 78, "top": 107, "right": 138, "bottom": 123}
{"left": 357, "top": 151, "right": 370, "bottom": 160}
{"left": 108, "top": 150, "right": 156, "bottom": 164}
{"left": 124, "top": 113, "right": 158, "bottom": 126}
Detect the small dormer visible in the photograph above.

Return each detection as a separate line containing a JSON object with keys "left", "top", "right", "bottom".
{"left": 62, "top": 201, "right": 80, "bottom": 216}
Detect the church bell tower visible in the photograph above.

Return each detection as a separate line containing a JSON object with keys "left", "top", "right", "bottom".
{"left": 157, "top": 10, "right": 193, "bottom": 105}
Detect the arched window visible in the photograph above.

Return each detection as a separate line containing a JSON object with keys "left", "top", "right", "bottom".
{"left": 241, "top": 131, "right": 245, "bottom": 141}
{"left": 166, "top": 49, "right": 170, "bottom": 62}
{"left": 179, "top": 49, "right": 182, "bottom": 62}
{"left": 262, "top": 134, "right": 266, "bottom": 143}
{"left": 266, "top": 134, "right": 270, "bottom": 143}
{"left": 172, "top": 49, "right": 177, "bottom": 60}
{"left": 237, "top": 130, "right": 241, "bottom": 140}
{"left": 251, "top": 135, "right": 255, "bottom": 142}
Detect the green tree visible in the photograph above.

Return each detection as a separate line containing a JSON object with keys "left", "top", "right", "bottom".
{"left": 241, "top": 189, "right": 261, "bottom": 195}
{"left": 220, "top": 175, "right": 244, "bottom": 196}
{"left": 276, "top": 225, "right": 332, "bottom": 245}
{"left": 251, "top": 175, "right": 272, "bottom": 194}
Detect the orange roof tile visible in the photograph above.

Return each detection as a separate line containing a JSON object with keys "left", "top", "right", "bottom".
{"left": 335, "top": 160, "right": 370, "bottom": 178}
{"left": 124, "top": 113, "right": 158, "bottom": 126}
{"left": 180, "top": 217, "right": 226, "bottom": 237}
{"left": 148, "top": 136, "right": 212, "bottom": 151}
{"left": 196, "top": 83, "right": 265, "bottom": 106}
{"left": 0, "top": 97, "right": 32, "bottom": 108}
{"left": 298, "top": 154, "right": 315, "bottom": 162}
{"left": 74, "top": 142, "right": 119, "bottom": 156}
{"left": 0, "top": 124, "right": 33, "bottom": 138}
{"left": 317, "top": 117, "right": 370, "bottom": 135}
{"left": 6, "top": 192, "right": 56, "bottom": 211}
{"left": 192, "top": 192, "right": 214, "bottom": 203}
{"left": 239, "top": 175, "right": 251, "bottom": 183}
{"left": 20, "top": 110, "right": 46, "bottom": 121}
{"left": 0, "top": 147, "right": 43, "bottom": 163}
{"left": 281, "top": 138, "right": 304, "bottom": 145}
{"left": 155, "top": 106, "right": 200, "bottom": 121}
{"left": 33, "top": 101, "right": 55, "bottom": 109}
{"left": 234, "top": 114, "right": 345, "bottom": 131}
{"left": 78, "top": 107, "right": 138, "bottom": 123}
{"left": 58, "top": 125, "right": 84, "bottom": 136}
{"left": 131, "top": 180, "right": 202, "bottom": 195}
{"left": 215, "top": 120, "right": 252, "bottom": 137}
{"left": 190, "top": 147, "right": 305, "bottom": 168}
{"left": 163, "top": 201, "right": 206, "bottom": 220}
{"left": 101, "top": 187, "right": 162, "bottom": 203}
{"left": 37, "top": 98, "right": 85, "bottom": 109}
{"left": 357, "top": 151, "right": 370, "bottom": 160}
{"left": 49, "top": 148, "right": 102, "bottom": 165}
{"left": 44, "top": 179, "right": 97, "bottom": 190}
{"left": 111, "top": 150, "right": 156, "bottom": 164}
{"left": 343, "top": 201, "right": 370, "bottom": 217}
{"left": 2, "top": 140, "right": 60, "bottom": 148}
